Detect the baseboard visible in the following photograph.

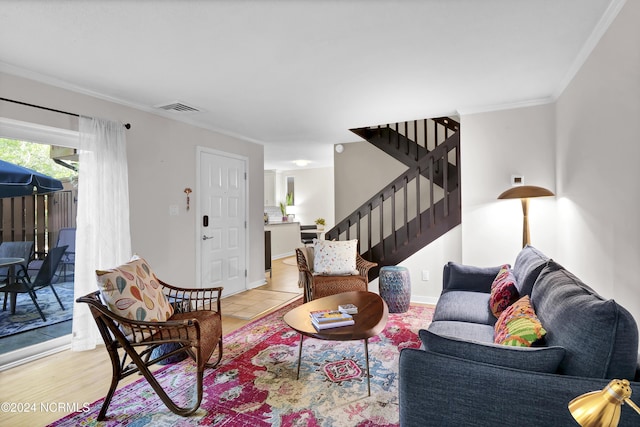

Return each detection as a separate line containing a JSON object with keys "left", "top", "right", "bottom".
{"left": 410, "top": 295, "right": 439, "bottom": 306}
{"left": 0, "top": 334, "right": 71, "bottom": 372}
{"left": 272, "top": 251, "right": 294, "bottom": 260}
{"left": 248, "top": 278, "right": 267, "bottom": 289}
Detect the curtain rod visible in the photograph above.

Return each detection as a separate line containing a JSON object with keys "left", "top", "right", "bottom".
{"left": 0, "top": 97, "right": 131, "bottom": 129}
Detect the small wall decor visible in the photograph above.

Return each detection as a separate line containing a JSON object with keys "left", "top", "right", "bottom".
{"left": 184, "top": 188, "right": 192, "bottom": 211}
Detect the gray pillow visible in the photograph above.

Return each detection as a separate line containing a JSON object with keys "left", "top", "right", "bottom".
{"left": 442, "top": 262, "right": 504, "bottom": 293}
{"left": 419, "top": 329, "right": 565, "bottom": 373}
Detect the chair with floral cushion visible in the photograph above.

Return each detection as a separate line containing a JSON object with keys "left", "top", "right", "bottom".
{"left": 76, "top": 256, "right": 223, "bottom": 420}
{"left": 296, "top": 239, "right": 377, "bottom": 303}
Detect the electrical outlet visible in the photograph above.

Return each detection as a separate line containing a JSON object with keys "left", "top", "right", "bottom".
{"left": 169, "top": 205, "right": 179, "bottom": 216}
{"left": 421, "top": 270, "right": 430, "bottom": 281}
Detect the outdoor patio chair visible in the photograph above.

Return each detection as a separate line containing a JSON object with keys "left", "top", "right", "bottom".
{"left": 1, "top": 245, "right": 67, "bottom": 321}
{"left": 296, "top": 241, "right": 377, "bottom": 303}
{"left": 27, "top": 227, "right": 75, "bottom": 281}
{"left": 0, "top": 241, "right": 34, "bottom": 283}
{"left": 77, "top": 256, "right": 223, "bottom": 420}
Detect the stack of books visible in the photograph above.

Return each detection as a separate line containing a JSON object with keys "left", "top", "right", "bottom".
{"left": 310, "top": 309, "right": 354, "bottom": 330}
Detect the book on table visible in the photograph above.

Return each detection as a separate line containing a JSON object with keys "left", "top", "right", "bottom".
{"left": 309, "top": 309, "right": 353, "bottom": 323}
{"left": 311, "top": 317, "right": 355, "bottom": 330}
{"left": 309, "top": 309, "right": 354, "bottom": 329}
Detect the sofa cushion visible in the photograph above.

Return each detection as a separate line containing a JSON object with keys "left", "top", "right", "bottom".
{"left": 494, "top": 296, "right": 546, "bottom": 347}
{"left": 428, "top": 320, "right": 495, "bottom": 344}
{"left": 313, "top": 239, "right": 358, "bottom": 275}
{"left": 419, "top": 329, "right": 565, "bottom": 373}
{"left": 511, "top": 245, "right": 550, "bottom": 296}
{"left": 531, "top": 261, "right": 639, "bottom": 379}
{"left": 96, "top": 256, "right": 174, "bottom": 335}
{"left": 489, "top": 265, "right": 520, "bottom": 318}
{"left": 442, "top": 262, "right": 503, "bottom": 293}
{"left": 432, "top": 291, "right": 496, "bottom": 326}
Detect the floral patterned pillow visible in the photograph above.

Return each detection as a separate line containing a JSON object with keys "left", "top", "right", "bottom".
{"left": 96, "top": 256, "right": 174, "bottom": 334}
{"left": 313, "top": 239, "right": 359, "bottom": 275}
{"left": 489, "top": 264, "right": 520, "bottom": 318}
{"left": 494, "top": 296, "right": 547, "bottom": 347}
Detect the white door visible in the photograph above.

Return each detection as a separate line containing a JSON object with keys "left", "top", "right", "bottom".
{"left": 199, "top": 150, "right": 246, "bottom": 297}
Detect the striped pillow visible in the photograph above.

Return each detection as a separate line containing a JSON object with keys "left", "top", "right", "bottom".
{"left": 494, "top": 296, "right": 546, "bottom": 347}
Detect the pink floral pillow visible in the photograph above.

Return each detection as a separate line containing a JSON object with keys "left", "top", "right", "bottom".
{"left": 96, "top": 256, "right": 174, "bottom": 334}
{"left": 489, "top": 264, "right": 520, "bottom": 318}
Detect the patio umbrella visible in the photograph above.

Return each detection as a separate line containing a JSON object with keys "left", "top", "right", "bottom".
{"left": 0, "top": 159, "right": 63, "bottom": 198}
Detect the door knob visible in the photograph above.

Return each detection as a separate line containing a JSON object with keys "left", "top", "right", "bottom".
{"left": 202, "top": 235, "right": 214, "bottom": 241}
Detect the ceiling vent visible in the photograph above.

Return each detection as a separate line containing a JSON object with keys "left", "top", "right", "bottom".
{"left": 154, "top": 101, "right": 201, "bottom": 113}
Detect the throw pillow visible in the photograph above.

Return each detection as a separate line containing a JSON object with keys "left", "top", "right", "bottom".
{"left": 419, "top": 329, "right": 565, "bottom": 373}
{"left": 96, "top": 256, "right": 174, "bottom": 335}
{"left": 313, "top": 239, "right": 358, "bottom": 275}
{"left": 442, "top": 262, "right": 505, "bottom": 293}
{"left": 494, "top": 296, "right": 546, "bottom": 347}
{"left": 489, "top": 264, "right": 520, "bottom": 318}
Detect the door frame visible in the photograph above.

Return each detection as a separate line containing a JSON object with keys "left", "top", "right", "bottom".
{"left": 195, "top": 146, "right": 250, "bottom": 291}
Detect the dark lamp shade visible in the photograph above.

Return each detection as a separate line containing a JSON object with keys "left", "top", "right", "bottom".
{"left": 497, "top": 185, "right": 554, "bottom": 200}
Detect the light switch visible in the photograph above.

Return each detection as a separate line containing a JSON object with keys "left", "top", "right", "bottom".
{"left": 421, "top": 270, "right": 430, "bottom": 281}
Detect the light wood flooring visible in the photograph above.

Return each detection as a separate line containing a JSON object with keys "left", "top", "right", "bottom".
{"left": 0, "top": 257, "right": 301, "bottom": 427}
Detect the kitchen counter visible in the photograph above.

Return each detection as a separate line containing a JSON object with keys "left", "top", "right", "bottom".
{"left": 264, "top": 222, "right": 301, "bottom": 259}
{"left": 265, "top": 221, "right": 299, "bottom": 226}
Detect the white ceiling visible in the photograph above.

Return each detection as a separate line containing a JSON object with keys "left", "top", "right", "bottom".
{"left": 0, "top": 0, "right": 623, "bottom": 170}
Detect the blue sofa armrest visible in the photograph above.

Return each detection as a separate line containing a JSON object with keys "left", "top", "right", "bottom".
{"left": 399, "top": 348, "right": 640, "bottom": 427}
{"left": 442, "top": 262, "right": 502, "bottom": 293}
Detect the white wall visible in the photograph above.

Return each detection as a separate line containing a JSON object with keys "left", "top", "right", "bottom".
{"left": 460, "top": 103, "right": 558, "bottom": 266}
{"left": 334, "top": 140, "right": 406, "bottom": 220}
{"left": 0, "top": 71, "right": 266, "bottom": 288}
{"left": 555, "top": 0, "right": 640, "bottom": 322}
{"left": 275, "top": 167, "right": 335, "bottom": 227}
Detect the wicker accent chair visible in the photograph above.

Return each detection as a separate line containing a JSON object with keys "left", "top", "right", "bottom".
{"left": 296, "top": 246, "right": 377, "bottom": 303}
{"left": 77, "top": 260, "right": 223, "bottom": 420}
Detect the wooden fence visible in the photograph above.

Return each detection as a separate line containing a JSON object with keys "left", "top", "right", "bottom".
{"left": 0, "top": 185, "right": 76, "bottom": 257}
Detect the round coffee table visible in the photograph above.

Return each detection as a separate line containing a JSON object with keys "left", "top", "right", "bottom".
{"left": 283, "top": 291, "right": 388, "bottom": 396}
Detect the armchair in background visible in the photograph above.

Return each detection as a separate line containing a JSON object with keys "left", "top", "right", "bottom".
{"left": 296, "top": 239, "right": 377, "bottom": 302}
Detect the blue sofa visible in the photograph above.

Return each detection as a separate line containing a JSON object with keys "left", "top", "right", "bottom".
{"left": 399, "top": 245, "right": 640, "bottom": 426}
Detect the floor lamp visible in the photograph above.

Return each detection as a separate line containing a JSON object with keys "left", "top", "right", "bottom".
{"left": 497, "top": 185, "right": 554, "bottom": 248}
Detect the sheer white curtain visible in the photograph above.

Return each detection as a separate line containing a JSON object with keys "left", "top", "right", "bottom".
{"left": 72, "top": 116, "right": 132, "bottom": 351}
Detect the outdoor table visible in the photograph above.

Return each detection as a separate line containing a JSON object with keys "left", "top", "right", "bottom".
{"left": 0, "top": 257, "right": 25, "bottom": 314}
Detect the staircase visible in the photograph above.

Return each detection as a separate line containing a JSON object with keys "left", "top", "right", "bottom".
{"left": 326, "top": 117, "right": 461, "bottom": 279}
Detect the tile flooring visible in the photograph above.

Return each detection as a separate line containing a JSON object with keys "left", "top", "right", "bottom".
{"left": 222, "top": 288, "right": 301, "bottom": 320}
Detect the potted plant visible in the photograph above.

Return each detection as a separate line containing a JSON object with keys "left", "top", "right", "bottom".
{"left": 279, "top": 201, "right": 288, "bottom": 221}
{"left": 315, "top": 218, "right": 326, "bottom": 231}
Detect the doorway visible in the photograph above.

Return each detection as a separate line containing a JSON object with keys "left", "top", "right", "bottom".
{"left": 0, "top": 120, "right": 79, "bottom": 368}
{"left": 198, "top": 148, "right": 247, "bottom": 297}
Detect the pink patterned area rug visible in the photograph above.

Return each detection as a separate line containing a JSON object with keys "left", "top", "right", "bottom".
{"left": 49, "top": 298, "right": 434, "bottom": 427}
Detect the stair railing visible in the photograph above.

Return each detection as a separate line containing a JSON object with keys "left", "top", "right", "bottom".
{"left": 326, "top": 130, "right": 460, "bottom": 274}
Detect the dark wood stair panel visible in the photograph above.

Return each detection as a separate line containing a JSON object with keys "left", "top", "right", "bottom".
{"left": 362, "top": 188, "right": 461, "bottom": 280}
{"left": 357, "top": 126, "right": 459, "bottom": 190}
{"left": 359, "top": 126, "right": 429, "bottom": 163}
